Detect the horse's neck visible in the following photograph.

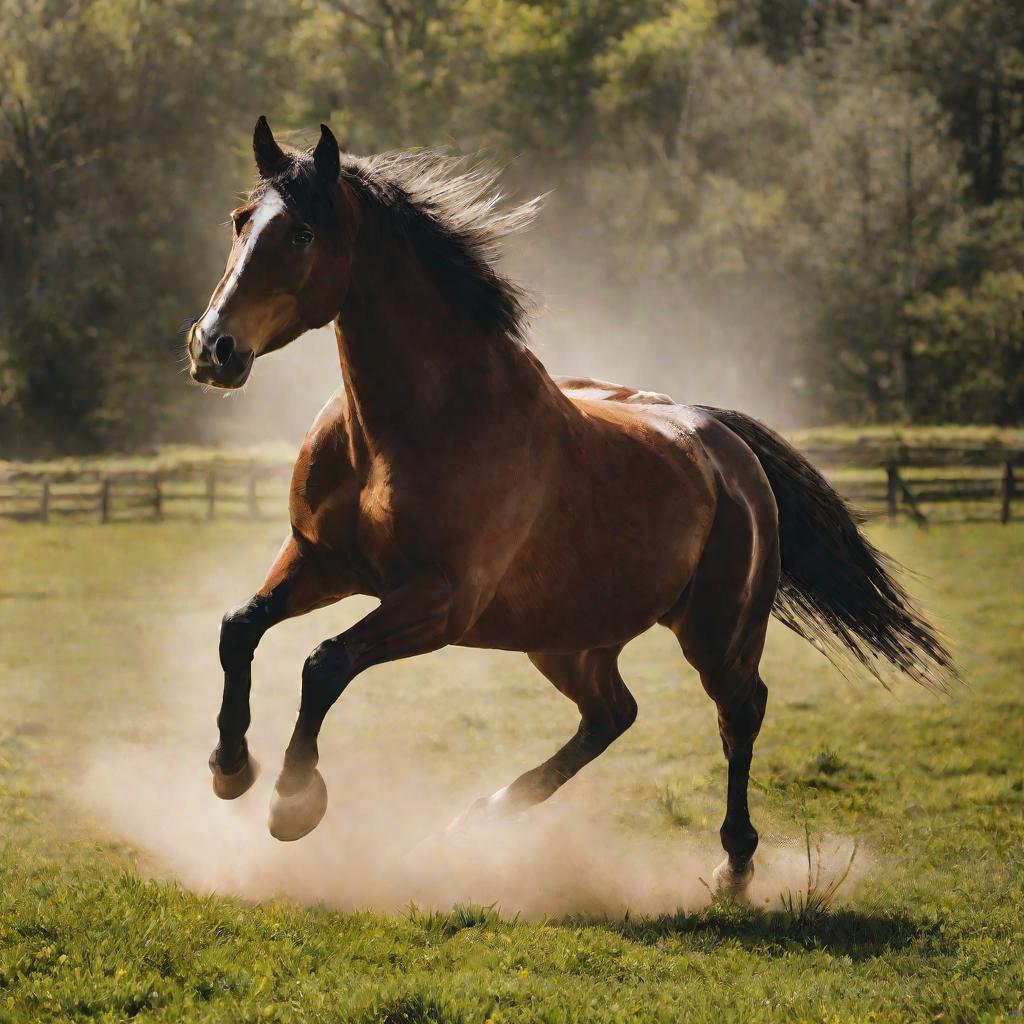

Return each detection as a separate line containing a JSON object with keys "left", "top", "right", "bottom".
{"left": 334, "top": 229, "right": 543, "bottom": 453}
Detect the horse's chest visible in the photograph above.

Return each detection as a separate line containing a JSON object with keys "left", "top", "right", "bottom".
{"left": 289, "top": 447, "right": 361, "bottom": 550}
{"left": 289, "top": 456, "right": 423, "bottom": 580}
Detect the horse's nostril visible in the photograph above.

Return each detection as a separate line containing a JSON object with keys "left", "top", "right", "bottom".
{"left": 213, "top": 335, "right": 235, "bottom": 366}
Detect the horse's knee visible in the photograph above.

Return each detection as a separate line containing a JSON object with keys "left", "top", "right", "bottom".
{"left": 301, "top": 638, "right": 353, "bottom": 694}
{"left": 583, "top": 689, "right": 637, "bottom": 749}
{"left": 613, "top": 690, "right": 639, "bottom": 736}
{"left": 219, "top": 597, "right": 269, "bottom": 673}
{"left": 751, "top": 674, "right": 768, "bottom": 720}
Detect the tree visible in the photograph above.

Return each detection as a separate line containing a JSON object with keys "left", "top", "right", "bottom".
{"left": 906, "top": 271, "right": 1024, "bottom": 424}
{"left": 790, "top": 73, "right": 967, "bottom": 421}
{"left": 0, "top": 0, "right": 294, "bottom": 455}
{"left": 2, "top": 0, "right": 1022, "bottom": 452}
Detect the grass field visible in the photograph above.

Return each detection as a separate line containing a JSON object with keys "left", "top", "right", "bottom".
{"left": 1, "top": 521, "right": 1022, "bottom": 1022}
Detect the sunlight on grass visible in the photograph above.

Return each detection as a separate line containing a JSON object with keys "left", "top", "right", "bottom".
{"left": 0, "top": 522, "right": 1021, "bottom": 1022}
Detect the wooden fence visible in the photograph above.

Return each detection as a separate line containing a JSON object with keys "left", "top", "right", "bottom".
{"left": 0, "top": 447, "right": 1020, "bottom": 525}
{"left": 0, "top": 464, "right": 294, "bottom": 524}
{"left": 798, "top": 444, "right": 1020, "bottom": 525}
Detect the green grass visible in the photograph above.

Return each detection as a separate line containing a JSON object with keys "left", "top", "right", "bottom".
{"left": 1, "top": 522, "right": 1023, "bottom": 1022}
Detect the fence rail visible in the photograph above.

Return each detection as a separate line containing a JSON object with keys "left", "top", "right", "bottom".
{"left": 0, "top": 464, "right": 293, "bottom": 524}
{"left": 0, "top": 448, "right": 1020, "bottom": 525}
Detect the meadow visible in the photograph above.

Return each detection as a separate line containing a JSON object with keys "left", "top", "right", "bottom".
{"left": 1, "top": 520, "right": 1022, "bottom": 1022}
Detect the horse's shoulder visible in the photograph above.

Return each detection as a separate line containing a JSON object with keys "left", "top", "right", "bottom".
{"left": 292, "top": 388, "right": 353, "bottom": 483}
{"left": 300, "top": 387, "right": 349, "bottom": 449}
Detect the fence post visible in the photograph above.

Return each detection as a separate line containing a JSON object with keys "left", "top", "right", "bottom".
{"left": 153, "top": 472, "right": 163, "bottom": 522}
{"left": 206, "top": 469, "right": 216, "bottom": 521}
{"left": 885, "top": 461, "right": 899, "bottom": 522}
{"left": 898, "top": 475, "right": 928, "bottom": 526}
{"left": 247, "top": 472, "right": 259, "bottom": 520}
{"left": 40, "top": 479, "right": 50, "bottom": 524}
{"left": 100, "top": 477, "right": 111, "bottom": 524}
{"left": 1001, "top": 461, "right": 1015, "bottom": 524}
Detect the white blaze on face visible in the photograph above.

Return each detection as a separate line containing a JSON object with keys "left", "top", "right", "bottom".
{"left": 199, "top": 189, "right": 287, "bottom": 335}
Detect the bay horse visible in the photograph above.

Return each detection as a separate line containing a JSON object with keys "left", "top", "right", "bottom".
{"left": 186, "top": 117, "right": 954, "bottom": 894}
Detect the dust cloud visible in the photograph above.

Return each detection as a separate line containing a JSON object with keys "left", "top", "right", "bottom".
{"left": 72, "top": 614, "right": 862, "bottom": 919}
{"left": 76, "top": 733, "right": 861, "bottom": 919}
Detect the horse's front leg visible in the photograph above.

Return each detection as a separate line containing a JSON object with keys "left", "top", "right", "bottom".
{"left": 211, "top": 534, "right": 338, "bottom": 800}
{"left": 268, "top": 574, "right": 457, "bottom": 841}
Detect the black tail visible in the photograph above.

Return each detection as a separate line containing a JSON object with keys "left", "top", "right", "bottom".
{"left": 697, "top": 406, "right": 957, "bottom": 691}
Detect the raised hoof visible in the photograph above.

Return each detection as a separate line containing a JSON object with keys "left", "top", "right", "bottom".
{"left": 712, "top": 857, "right": 755, "bottom": 898}
{"left": 210, "top": 750, "right": 260, "bottom": 801}
{"left": 444, "top": 797, "right": 489, "bottom": 836}
{"left": 268, "top": 770, "right": 328, "bottom": 842}
{"left": 444, "top": 786, "right": 518, "bottom": 836}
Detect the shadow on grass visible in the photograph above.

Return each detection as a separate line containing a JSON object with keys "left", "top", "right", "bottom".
{"left": 406, "top": 900, "right": 945, "bottom": 963}
{"left": 570, "top": 902, "right": 944, "bottom": 962}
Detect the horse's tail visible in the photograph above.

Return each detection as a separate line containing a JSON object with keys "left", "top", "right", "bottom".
{"left": 697, "top": 406, "right": 957, "bottom": 691}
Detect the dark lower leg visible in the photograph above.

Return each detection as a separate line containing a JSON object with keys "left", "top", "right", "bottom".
{"left": 449, "top": 721, "right": 623, "bottom": 832}
{"left": 451, "top": 649, "right": 636, "bottom": 829}
{"left": 267, "top": 577, "right": 457, "bottom": 843}
{"left": 720, "top": 743, "right": 758, "bottom": 870}
{"left": 215, "top": 593, "right": 281, "bottom": 772}
{"left": 717, "top": 675, "right": 768, "bottom": 876}
{"left": 486, "top": 721, "right": 619, "bottom": 813}
{"left": 278, "top": 638, "right": 355, "bottom": 794}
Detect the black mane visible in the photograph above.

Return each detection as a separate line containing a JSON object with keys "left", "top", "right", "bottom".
{"left": 249, "top": 145, "right": 542, "bottom": 342}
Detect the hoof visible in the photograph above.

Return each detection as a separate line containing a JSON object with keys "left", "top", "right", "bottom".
{"left": 210, "top": 750, "right": 260, "bottom": 801}
{"left": 713, "top": 857, "right": 754, "bottom": 898}
{"left": 268, "top": 770, "right": 328, "bottom": 842}
{"left": 444, "top": 786, "right": 516, "bottom": 836}
{"left": 444, "top": 797, "right": 489, "bottom": 836}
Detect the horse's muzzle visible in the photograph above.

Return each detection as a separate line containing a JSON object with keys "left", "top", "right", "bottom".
{"left": 189, "top": 326, "right": 255, "bottom": 389}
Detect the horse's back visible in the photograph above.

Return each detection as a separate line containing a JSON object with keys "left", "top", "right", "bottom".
{"left": 555, "top": 377, "right": 777, "bottom": 519}
{"left": 554, "top": 375, "right": 675, "bottom": 407}
{"left": 556, "top": 374, "right": 781, "bottom": 617}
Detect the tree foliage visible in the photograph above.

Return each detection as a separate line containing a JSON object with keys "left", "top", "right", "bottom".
{"left": 0, "top": 0, "right": 292, "bottom": 453}
{"left": 1, "top": 0, "right": 1022, "bottom": 455}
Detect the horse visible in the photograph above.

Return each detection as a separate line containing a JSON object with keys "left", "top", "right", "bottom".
{"left": 185, "top": 117, "right": 954, "bottom": 895}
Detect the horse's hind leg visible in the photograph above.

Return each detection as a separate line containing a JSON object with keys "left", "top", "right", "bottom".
{"left": 663, "top": 500, "right": 778, "bottom": 894}
{"left": 447, "top": 646, "right": 636, "bottom": 831}
{"left": 212, "top": 533, "right": 341, "bottom": 800}
{"left": 668, "top": 601, "right": 771, "bottom": 894}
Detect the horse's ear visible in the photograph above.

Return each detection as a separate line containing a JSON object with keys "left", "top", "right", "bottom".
{"left": 313, "top": 123, "right": 341, "bottom": 183}
{"left": 253, "top": 116, "right": 288, "bottom": 179}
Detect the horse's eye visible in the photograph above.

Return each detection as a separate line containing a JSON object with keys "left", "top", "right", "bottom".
{"left": 292, "top": 228, "right": 314, "bottom": 247}
{"left": 231, "top": 209, "right": 252, "bottom": 234}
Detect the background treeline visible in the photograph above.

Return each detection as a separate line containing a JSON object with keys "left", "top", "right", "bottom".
{"left": 1, "top": 0, "right": 1023, "bottom": 456}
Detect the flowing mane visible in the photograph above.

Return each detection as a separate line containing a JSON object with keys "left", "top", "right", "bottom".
{"left": 249, "top": 146, "right": 543, "bottom": 342}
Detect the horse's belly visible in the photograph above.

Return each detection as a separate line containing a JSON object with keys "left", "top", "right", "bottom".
{"left": 459, "top": 461, "right": 715, "bottom": 652}
{"left": 458, "top": 579, "right": 675, "bottom": 653}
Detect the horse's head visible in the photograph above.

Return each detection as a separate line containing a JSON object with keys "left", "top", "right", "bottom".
{"left": 188, "top": 117, "right": 354, "bottom": 389}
